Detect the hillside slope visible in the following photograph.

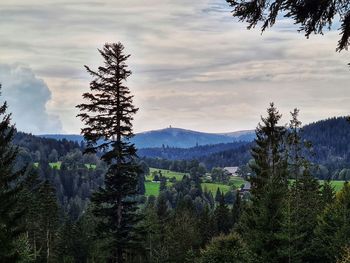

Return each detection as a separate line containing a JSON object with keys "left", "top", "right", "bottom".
{"left": 200, "top": 116, "right": 350, "bottom": 170}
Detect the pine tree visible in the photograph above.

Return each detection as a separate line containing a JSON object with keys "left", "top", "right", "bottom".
{"left": 0, "top": 85, "right": 26, "bottom": 262}
{"left": 238, "top": 103, "right": 288, "bottom": 263}
{"left": 38, "top": 180, "right": 59, "bottom": 263}
{"left": 200, "top": 233, "right": 251, "bottom": 263}
{"left": 214, "top": 188, "right": 222, "bottom": 203}
{"left": 214, "top": 194, "right": 232, "bottom": 235}
{"left": 20, "top": 169, "right": 42, "bottom": 261}
{"left": 77, "top": 42, "right": 143, "bottom": 263}
{"left": 280, "top": 109, "right": 322, "bottom": 262}
{"left": 231, "top": 191, "right": 241, "bottom": 227}
{"left": 198, "top": 205, "right": 216, "bottom": 248}
{"left": 312, "top": 183, "right": 350, "bottom": 263}
{"left": 321, "top": 179, "right": 335, "bottom": 207}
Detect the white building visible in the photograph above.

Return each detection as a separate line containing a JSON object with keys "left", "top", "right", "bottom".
{"left": 223, "top": 167, "right": 239, "bottom": 176}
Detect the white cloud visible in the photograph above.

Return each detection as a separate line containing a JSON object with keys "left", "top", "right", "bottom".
{"left": 0, "top": 0, "right": 349, "bottom": 133}
{"left": 0, "top": 64, "right": 63, "bottom": 134}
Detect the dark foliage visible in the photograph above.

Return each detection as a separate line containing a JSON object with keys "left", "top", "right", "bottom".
{"left": 77, "top": 42, "right": 143, "bottom": 262}
{"left": 0, "top": 85, "right": 26, "bottom": 262}
{"left": 226, "top": 0, "right": 350, "bottom": 51}
{"left": 138, "top": 141, "right": 249, "bottom": 160}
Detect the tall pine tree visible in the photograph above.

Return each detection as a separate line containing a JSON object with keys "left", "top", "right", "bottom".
{"left": 238, "top": 103, "right": 288, "bottom": 263}
{"left": 0, "top": 84, "right": 26, "bottom": 262}
{"left": 77, "top": 42, "right": 143, "bottom": 263}
{"left": 282, "top": 109, "right": 321, "bottom": 263}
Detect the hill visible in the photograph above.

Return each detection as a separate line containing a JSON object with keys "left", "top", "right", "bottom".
{"left": 141, "top": 117, "right": 350, "bottom": 177}
{"left": 138, "top": 141, "right": 249, "bottom": 160}
{"left": 39, "top": 127, "right": 256, "bottom": 149}
{"left": 132, "top": 127, "right": 252, "bottom": 148}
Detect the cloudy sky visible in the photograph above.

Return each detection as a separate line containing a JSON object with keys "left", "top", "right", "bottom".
{"left": 0, "top": 0, "right": 349, "bottom": 134}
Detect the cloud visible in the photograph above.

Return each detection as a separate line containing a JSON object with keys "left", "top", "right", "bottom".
{"left": 0, "top": 64, "right": 63, "bottom": 134}
{"left": 0, "top": 0, "right": 349, "bottom": 133}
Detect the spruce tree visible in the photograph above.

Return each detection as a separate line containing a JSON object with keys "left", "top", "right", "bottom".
{"left": 238, "top": 103, "right": 288, "bottom": 263}
{"left": 38, "top": 180, "right": 59, "bottom": 263}
{"left": 20, "top": 169, "right": 42, "bottom": 261}
{"left": 282, "top": 109, "right": 322, "bottom": 263}
{"left": 321, "top": 179, "right": 335, "bottom": 207}
{"left": 231, "top": 191, "right": 241, "bottom": 227}
{"left": 0, "top": 85, "right": 26, "bottom": 262}
{"left": 214, "top": 194, "right": 232, "bottom": 235}
{"left": 77, "top": 42, "right": 142, "bottom": 263}
{"left": 312, "top": 183, "right": 350, "bottom": 263}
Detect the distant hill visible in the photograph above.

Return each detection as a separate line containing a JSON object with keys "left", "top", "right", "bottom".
{"left": 39, "top": 128, "right": 256, "bottom": 149}
{"left": 302, "top": 116, "right": 350, "bottom": 164}
{"left": 138, "top": 141, "right": 249, "bottom": 160}
{"left": 37, "top": 116, "right": 350, "bottom": 172}
{"left": 132, "top": 128, "right": 255, "bottom": 148}
{"left": 200, "top": 116, "right": 350, "bottom": 172}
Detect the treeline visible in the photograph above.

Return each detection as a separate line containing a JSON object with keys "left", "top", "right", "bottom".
{"left": 143, "top": 117, "right": 350, "bottom": 179}
{"left": 14, "top": 131, "right": 82, "bottom": 167}
{"left": 138, "top": 141, "right": 248, "bottom": 160}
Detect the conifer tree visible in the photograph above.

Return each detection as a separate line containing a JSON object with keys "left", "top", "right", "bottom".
{"left": 214, "top": 188, "right": 222, "bottom": 203}
{"left": 38, "top": 180, "right": 59, "bottom": 263}
{"left": 198, "top": 205, "right": 216, "bottom": 248}
{"left": 312, "top": 182, "right": 350, "bottom": 263}
{"left": 321, "top": 179, "right": 335, "bottom": 207}
{"left": 20, "top": 169, "right": 42, "bottom": 261}
{"left": 214, "top": 194, "right": 232, "bottom": 235}
{"left": 238, "top": 103, "right": 288, "bottom": 263}
{"left": 231, "top": 191, "right": 241, "bottom": 227}
{"left": 0, "top": 84, "right": 26, "bottom": 262}
{"left": 281, "top": 109, "right": 322, "bottom": 262}
{"left": 77, "top": 42, "right": 143, "bottom": 263}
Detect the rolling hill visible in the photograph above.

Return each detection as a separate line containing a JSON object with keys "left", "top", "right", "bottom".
{"left": 39, "top": 127, "right": 255, "bottom": 149}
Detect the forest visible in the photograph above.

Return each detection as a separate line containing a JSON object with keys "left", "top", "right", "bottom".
{"left": 1, "top": 0, "right": 350, "bottom": 263}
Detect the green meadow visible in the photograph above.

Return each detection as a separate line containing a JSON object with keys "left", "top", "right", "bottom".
{"left": 144, "top": 168, "right": 243, "bottom": 196}
{"left": 145, "top": 168, "right": 348, "bottom": 196}
{"left": 146, "top": 168, "right": 187, "bottom": 181}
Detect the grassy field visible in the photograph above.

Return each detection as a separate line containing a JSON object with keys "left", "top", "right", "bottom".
{"left": 144, "top": 167, "right": 350, "bottom": 196}
{"left": 145, "top": 181, "right": 232, "bottom": 196}
{"left": 145, "top": 182, "right": 160, "bottom": 196}
{"left": 319, "top": 180, "right": 346, "bottom": 192}
{"left": 201, "top": 182, "right": 231, "bottom": 194}
{"left": 146, "top": 168, "right": 187, "bottom": 181}
{"left": 145, "top": 168, "right": 239, "bottom": 196}
{"left": 229, "top": 177, "right": 246, "bottom": 189}
{"left": 289, "top": 179, "right": 347, "bottom": 192}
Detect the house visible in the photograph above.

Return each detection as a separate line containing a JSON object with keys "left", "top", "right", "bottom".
{"left": 223, "top": 166, "right": 239, "bottom": 176}
{"left": 239, "top": 182, "right": 251, "bottom": 198}
{"left": 240, "top": 182, "right": 251, "bottom": 192}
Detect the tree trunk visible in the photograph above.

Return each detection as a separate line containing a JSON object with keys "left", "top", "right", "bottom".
{"left": 33, "top": 233, "right": 37, "bottom": 259}
{"left": 46, "top": 229, "right": 50, "bottom": 263}
{"left": 117, "top": 247, "right": 123, "bottom": 263}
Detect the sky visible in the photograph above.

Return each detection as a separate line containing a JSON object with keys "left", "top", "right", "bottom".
{"left": 0, "top": 0, "right": 349, "bottom": 134}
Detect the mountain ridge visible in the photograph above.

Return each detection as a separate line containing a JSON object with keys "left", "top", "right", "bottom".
{"left": 39, "top": 127, "right": 256, "bottom": 149}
